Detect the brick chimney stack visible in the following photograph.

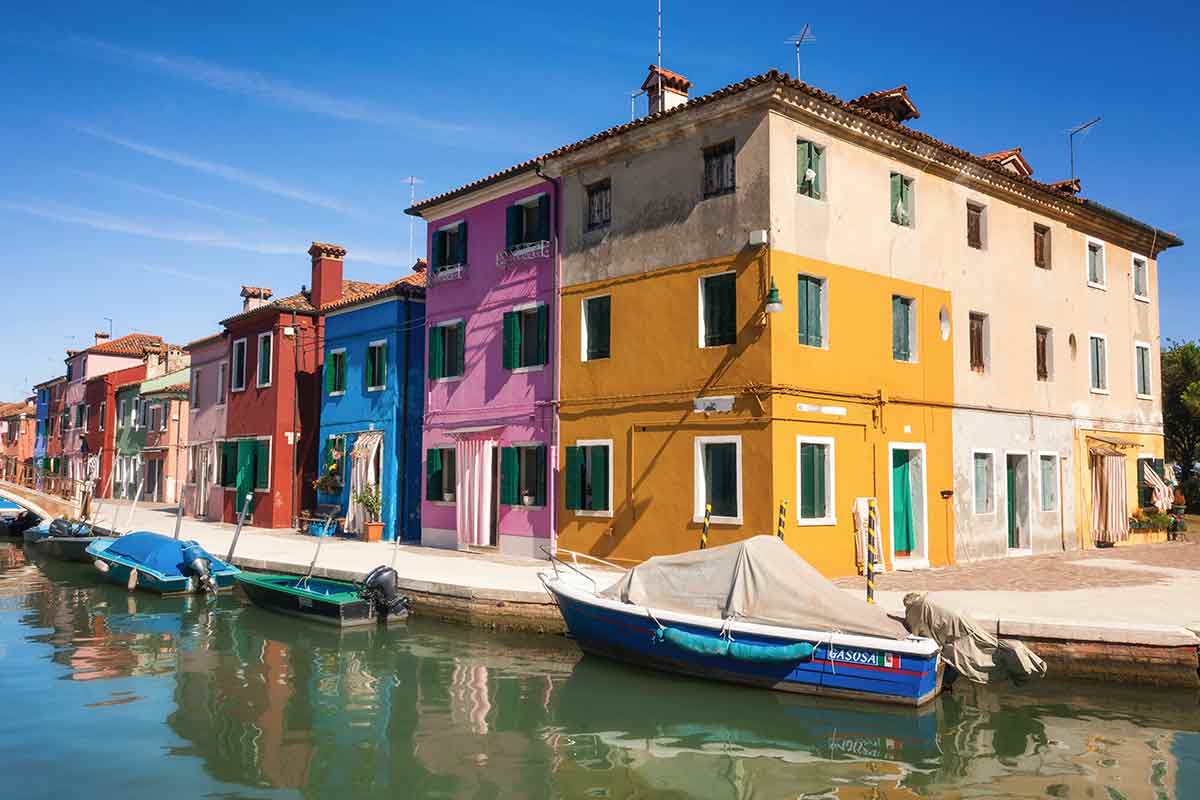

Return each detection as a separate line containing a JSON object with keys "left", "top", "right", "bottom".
{"left": 309, "top": 242, "right": 346, "bottom": 309}
{"left": 642, "top": 65, "right": 691, "bottom": 115}
{"left": 94, "top": 331, "right": 111, "bottom": 346}
{"left": 240, "top": 285, "right": 274, "bottom": 312}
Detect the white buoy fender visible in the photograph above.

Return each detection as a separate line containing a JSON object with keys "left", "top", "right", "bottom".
{"left": 127, "top": 568, "right": 139, "bottom": 591}
{"left": 93, "top": 559, "right": 109, "bottom": 573}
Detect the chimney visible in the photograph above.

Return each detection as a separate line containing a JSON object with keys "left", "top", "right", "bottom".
{"left": 240, "top": 285, "right": 274, "bottom": 312}
{"left": 642, "top": 65, "right": 691, "bottom": 116}
{"left": 94, "top": 331, "right": 110, "bottom": 346}
{"left": 412, "top": 258, "right": 428, "bottom": 274}
{"left": 309, "top": 242, "right": 346, "bottom": 309}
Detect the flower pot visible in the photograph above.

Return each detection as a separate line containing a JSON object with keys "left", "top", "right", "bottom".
{"left": 521, "top": 494, "right": 535, "bottom": 507}
{"left": 363, "top": 521, "right": 384, "bottom": 542}
{"left": 443, "top": 492, "right": 456, "bottom": 503}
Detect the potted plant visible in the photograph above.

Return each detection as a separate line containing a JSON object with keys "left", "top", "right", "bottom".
{"left": 313, "top": 455, "right": 342, "bottom": 496}
{"left": 521, "top": 490, "right": 536, "bottom": 506}
{"left": 354, "top": 485, "right": 384, "bottom": 541}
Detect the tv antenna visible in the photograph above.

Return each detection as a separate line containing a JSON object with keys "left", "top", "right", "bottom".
{"left": 403, "top": 176, "right": 424, "bottom": 266}
{"left": 785, "top": 24, "right": 817, "bottom": 79}
{"left": 1067, "top": 117, "right": 1100, "bottom": 180}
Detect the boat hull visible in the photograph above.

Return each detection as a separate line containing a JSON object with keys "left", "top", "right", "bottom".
{"left": 546, "top": 579, "right": 942, "bottom": 707}
{"left": 237, "top": 573, "right": 407, "bottom": 628}
{"left": 32, "top": 537, "right": 98, "bottom": 563}
{"left": 86, "top": 538, "right": 240, "bottom": 595}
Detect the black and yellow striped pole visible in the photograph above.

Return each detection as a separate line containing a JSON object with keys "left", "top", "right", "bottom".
{"left": 777, "top": 500, "right": 788, "bottom": 540}
{"left": 700, "top": 503, "right": 712, "bottom": 549}
{"left": 866, "top": 498, "right": 879, "bottom": 604}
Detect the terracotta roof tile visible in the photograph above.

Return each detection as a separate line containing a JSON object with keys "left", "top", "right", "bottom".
{"left": 184, "top": 331, "right": 226, "bottom": 350}
{"left": 1049, "top": 178, "right": 1082, "bottom": 196}
{"left": 221, "top": 279, "right": 384, "bottom": 326}
{"left": 85, "top": 332, "right": 166, "bottom": 357}
{"left": 320, "top": 272, "right": 426, "bottom": 313}
{"left": 981, "top": 147, "right": 1034, "bottom": 178}
{"left": 309, "top": 241, "right": 347, "bottom": 259}
{"left": 848, "top": 85, "right": 921, "bottom": 122}
{"left": 239, "top": 285, "right": 273, "bottom": 299}
{"left": 0, "top": 401, "right": 34, "bottom": 419}
{"left": 642, "top": 64, "right": 692, "bottom": 93}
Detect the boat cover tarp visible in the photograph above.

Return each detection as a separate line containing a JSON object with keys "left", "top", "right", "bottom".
{"left": 903, "top": 592, "right": 1047, "bottom": 684}
{"left": 105, "top": 532, "right": 214, "bottom": 576}
{"left": 599, "top": 536, "right": 909, "bottom": 639}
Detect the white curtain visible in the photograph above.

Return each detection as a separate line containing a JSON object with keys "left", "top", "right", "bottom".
{"left": 346, "top": 431, "right": 384, "bottom": 534}
{"left": 455, "top": 438, "right": 494, "bottom": 548}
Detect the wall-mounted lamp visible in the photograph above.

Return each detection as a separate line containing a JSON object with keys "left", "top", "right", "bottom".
{"left": 765, "top": 279, "right": 784, "bottom": 314}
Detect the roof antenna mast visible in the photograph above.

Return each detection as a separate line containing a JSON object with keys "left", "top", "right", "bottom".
{"left": 656, "top": 0, "right": 663, "bottom": 113}
{"left": 1067, "top": 116, "right": 1101, "bottom": 180}
{"left": 785, "top": 24, "right": 817, "bottom": 80}
{"left": 403, "top": 176, "right": 423, "bottom": 266}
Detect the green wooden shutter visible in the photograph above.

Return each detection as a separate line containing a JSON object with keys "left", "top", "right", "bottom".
{"left": 705, "top": 443, "right": 737, "bottom": 518}
{"left": 797, "top": 140, "right": 810, "bottom": 194}
{"left": 430, "top": 231, "right": 443, "bottom": 269}
{"left": 502, "top": 312, "right": 519, "bottom": 370}
{"left": 588, "top": 445, "right": 609, "bottom": 511}
{"left": 811, "top": 145, "right": 823, "bottom": 199}
{"left": 254, "top": 440, "right": 269, "bottom": 490}
{"left": 455, "top": 222, "right": 468, "bottom": 264}
{"left": 536, "top": 304, "right": 549, "bottom": 366}
{"left": 811, "top": 444, "right": 826, "bottom": 519}
{"left": 425, "top": 448, "right": 443, "bottom": 501}
{"left": 704, "top": 274, "right": 736, "bottom": 346}
{"left": 798, "top": 275, "right": 823, "bottom": 347}
{"left": 890, "top": 173, "right": 902, "bottom": 224}
{"left": 325, "top": 356, "right": 334, "bottom": 393}
{"left": 536, "top": 195, "right": 550, "bottom": 242}
{"left": 499, "top": 447, "right": 518, "bottom": 505}
{"left": 454, "top": 322, "right": 466, "bottom": 376}
{"left": 364, "top": 346, "right": 375, "bottom": 389}
{"left": 587, "top": 297, "right": 611, "bottom": 359}
{"left": 221, "top": 441, "right": 236, "bottom": 487}
{"left": 506, "top": 205, "right": 521, "bottom": 248}
{"left": 892, "top": 297, "right": 908, "bottom": 360}
{"left": 564, "top": 446, "right": 583, "bottom": 510}
{"left": 428, "top": 327, "right": 444, "bottom": 380}
{"left": 800, "top": 443, "right": 816, "bottom": 518}
{"left": 378, "top": 342, "right": 387, "bottom": 388}
{"left": 534, "top": 445, "right": 547, "bottom": 507}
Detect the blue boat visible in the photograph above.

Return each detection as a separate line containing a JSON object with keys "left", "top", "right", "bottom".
{"left": 86, "top": 532, "right": 240, "bottom": 594}
{"left": 541, "top": 536, "right": 943, "bottom": 707}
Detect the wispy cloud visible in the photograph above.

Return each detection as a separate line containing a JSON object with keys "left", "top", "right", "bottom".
{"left": 0, "top": 200, "right": 407, "bottom": 268}
{"left": 73, "top": 170, "right": 269, "bottom": 225}
{"left": 73, "top": 125, "right": 370, "bottom": 220}
{"left": 71, "top": 36, "right": 470, "bottom": 137}
{"left": 137, "top": 264, "right": 227, "bottom": 287}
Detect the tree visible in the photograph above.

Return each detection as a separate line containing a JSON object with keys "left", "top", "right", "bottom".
{"left": 1161, "top": 340, "right": 1200, "bottom": 480}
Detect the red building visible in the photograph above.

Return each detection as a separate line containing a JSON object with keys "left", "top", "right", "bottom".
{"left": 83, "top": 364, "right": 146, "bottom": 498}
{"left": 0, "top": 399, "right": 36, "bottom": 474}
{"left": 217, "top": 243, "right": 380, "bottom": 528}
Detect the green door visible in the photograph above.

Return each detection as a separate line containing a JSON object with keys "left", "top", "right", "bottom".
{"left": 1007, "top": 460, "right": 1018, "bottom": 548}
{"left": 235, "top": 440, "right": 257, "bottom": 517}
{"left": 892, "top": 449, "right": 915, "bottom": 555}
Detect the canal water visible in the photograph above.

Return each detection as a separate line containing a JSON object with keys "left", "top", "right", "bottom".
{"left": 2, "top": 541, "right": 1197, "bottom": 799}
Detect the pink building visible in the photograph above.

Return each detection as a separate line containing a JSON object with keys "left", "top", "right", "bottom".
{"left": 181, "top": 332, "right": 228, "bottom": 520}
{"left": 407, "top": 166, "right": 558, "bottom": 558}
{"left": 139, "top": 370, "right": 191, "bottom": 504}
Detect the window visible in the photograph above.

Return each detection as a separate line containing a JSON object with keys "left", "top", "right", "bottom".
{"left": 695, "top": 436, "right": 741, "bottom": 524}
{"left": 1137, "top": 457, "right": 1165, "bottom": 508}
{"left": 796, "top": 437, "right": 835, "bottom": 524}
{"left": 321, "top": 434, "right": 347, "bottom": 489}
{"left": 973, "top": 451, "right": 995, "bottom": 514}
{"left": 796, "top": 140, "right": 824, "bottom": 199}
{"left": 137, "top": 398, "right": 147, "bottom": 429}
{"left": 425, "top": 447, "right": 457, "bottom": 502}
{"left": 506, "top": 195, "right": 550, "bottom": 250}
{"left": 702, "top": 141, "right": 736, "bottom": 197}
{"left": 582, "top": 296, "right": 611, "bottom": 361}
{"left": 503, "top": 305, "right": 549, "bottom": 370}
{"left": 428, "top": 321, "right": 466, "bottom": 381}
{"left": 890, "top": 172, "right": 913, "bottom": 226}
{"left": 1036, "top": 326, "right": 1053, "bottom": 381}
{"left": 1089, "top": 335, "right": 1108, "bottom": 392}
{"left": 189, "top": 370, "right": 201, "bottom": 408}
{"left": 892, "top": 295, "right": 916, "bottom": 362}
{"left": 1133, "top": 257, "right": 1149, "bottom": 300}
{"left": 253, "top": 439, "right": 270, "bottom": 491}
{"left": 700, "top": 272, "right": 737, "bottom": 347}
{"left": 325, "top": 349, "right": 347, "bottom": 394}
{"left": 1087, "top": 241, "right": 1106, "bottom": 288}
{"left": 565, "top": 441, "right": 612, "bottom": 515}
{"left": 148, "top": 403, "right": 163, "bottom": 432}
{"left": 586, "top": 180, "right": 611, "bottom": 230}
{"left": 231, "top": 339, "right": 247, "bottom": 391}
{"left": 1039, "top": 454, "right": 1058, "bottom": 512}
{"left": 1135, "top": 342, "right": 1153, "bottom": 398}
{"left": 431, "top": 222, "right": 467, "bottom": 271}
{"left": 500, "top": 444, "right": 547, "bottom": 507}
{"left": 797, "top": 275, "right": 826, "bottom": 348}
{"left": 99, "top": 401, "right": 106, "bottom": 432}
{"left": 966, "top": 203, "right": 985, "bottom": 249}
{"left": 366, "top": 341, "right": 387, "bottom": 391}
{"left": 968, "top": 312, "right": 988, "bottom": 373}
{"left": 1034, "top": 224, "right": 1052, "bottom": 269}
{"left": 81, "top": 404, "right": 89, "bottom": 431}
{"left": 216, "top": 362, "right": 227, "bottom": 406}
{"left": 256, "top": 332, "right": 273, "bottom": 388}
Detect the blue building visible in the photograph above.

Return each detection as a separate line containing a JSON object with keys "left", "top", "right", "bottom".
{"left": 317, "top": 275, "right": 425, "bottom": 541}
{"left": 32, "top": 376, "right": 64, "bottom": 471}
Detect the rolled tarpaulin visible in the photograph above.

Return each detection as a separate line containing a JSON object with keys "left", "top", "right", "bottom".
{"left": 655, "top": 626, "right": 815, "bottom": 663}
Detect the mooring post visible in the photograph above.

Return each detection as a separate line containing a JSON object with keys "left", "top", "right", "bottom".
{"left": 172, "top": 500, "right": 184, "bottom": 540}
{"left": 777, "top": 500, "right": 788, "bottom": 540}
{"left": 700, "top": 503, "right": 712, "bottom": 549}
{"left": 866, "top": 497, "right": 879, "bottom": 604}
{"left": 225, "top": 493, "right": 253, "bottom": 563}
{"left": 123, "top": 480, "right": 144, "bottom": 535}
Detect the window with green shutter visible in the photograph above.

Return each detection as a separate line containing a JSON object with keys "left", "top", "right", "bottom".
{"left": 584, "top": 296, "right": 611, "bottom": 360}
{"left": 506, "top": 195, "right": 550, "bottom": 250}
{"left": 431, "top": 222, "right": 467, "bottom": 273}
{"left": 1087, "top": 242, "right": 1105, "bottom": 286}
{"left": 890, "top": 172, "right": 912, "bottom": 226}
{"left": 254, "top": 439, "right": 270, "bottom": 490}
{"left": 700, "top": 439, "right": 739, "bottom": 520}
{"left": 797, "top": 140, "right": 824, "bottom": 199}
{"left": 366, "top": 341, "right": 387, "bottom": 390}
{"left": 701, "top": 272, "right": 736, "bottom": 347}
{"left": 797, "top": 275, "right": 824, "bottom": 347}
{"left": 429, "top": 322, "right": 465, "bottom": 380}
{"left": 565, "top": 443, "right": 610, "bottom": 513}
{"left": 892, "top": 295, "right": 914, "bottom": 362}
{"left": 425, "top": 447, "right": 456, "bottom": 502}
{"left": 1136, "top": 344, "right": 1152, "bottom": 397}
{"left": 231, "top": 338, "right": 247, "bottom": 391}
{"left": 503, "top": 306, "right": 549, "bottom": 370}
{"left": 797, "top": 440, "right": 831, "bottom": 522}
{"left": 326, "top": 350, "right": 347, "bottom": 394}
{"left": 500, "top": 445, "right": 547, "bottom": 507}
{"left": 1089, "top": 336, "right": 1107, "bottom": 391}
{"left": 256, "top": 332, "right": 273, "bottom": 387}
{"left": 220, "top": 441, "right": 237, "bottom": 487}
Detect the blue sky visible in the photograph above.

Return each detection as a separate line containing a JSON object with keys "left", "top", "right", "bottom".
{"left": 0, "top": 1, "right": 1195, "bottom": 400}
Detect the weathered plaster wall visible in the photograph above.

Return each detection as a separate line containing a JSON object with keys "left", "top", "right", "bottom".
{"left": 183, "top": 336, "right": 228, "bottom": 520}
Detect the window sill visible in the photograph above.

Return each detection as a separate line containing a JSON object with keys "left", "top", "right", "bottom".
{"left": 893, "top": 358, "right": 919, "bottom": 365}
{"left": 329, "top": 391, "right": 345, "bottom": 397}
{"left": 798, "top": 341, "right": 827, "bottom": 350}
{"left": 431, "top": 264, "right": 467, "bottom": 283}
{"left": 256, "top": 382, "right": 272, "bottom": 390}
{"left": 585, "top": 223, "right": 610, "bottom": 233}
{"left": 431, "top": 375, "right": 465, "bottom": 384}
{"left": 1136, "top": 393, "right": 1153, "bottom": 401}
{"left": 693, "top": 514, "right": 742, "bottom": 526}
{"left": 1087, "top": 281, "right": 1108, "bottom": 291}
{"left": 574, "top": 509, "right": 613, "bottom": 518}
{"left": 231, "top": 386, "right": 246, "bottom": 394}
{"left": 1134, "top": 294, "right": 1151, "bottom": 304}
{"left": 973, "top": 510, "right": 996, "bottom": 518}
{"left": 797, "top": 516, "right": 837, "bottom": 527}
{"left": 510, "top": 364, "right": 545, "bottom": 374}
{"left": 504, "top": 502, "right": 545, "bottom": 510}
{"left": 1090, "top": 387, "right": 1111, "bottom": 396}
{"left": 429, "top": 500, "right": 456, "bottom": 507}
{"left": 891, "top": 556, "right": 929, "bottom": 571}
{"left": 367, "top": 385, "right": 386, "bottom": 392}
{"left": 702, "top": 188, "right": 736, "bottom": 200}
{"left": 701, "top": 342, "right": 736, "bottom": 350}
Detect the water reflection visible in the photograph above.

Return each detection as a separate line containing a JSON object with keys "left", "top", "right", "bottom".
{"left": 2, "top": 547, "right": 1197, "bottom": 799}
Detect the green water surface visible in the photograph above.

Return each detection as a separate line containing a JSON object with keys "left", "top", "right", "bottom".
{"left": 1, "top": 541, "right": 1197, "bottom": 799}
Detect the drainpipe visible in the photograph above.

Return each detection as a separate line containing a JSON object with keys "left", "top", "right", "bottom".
{"left": 534, "top": 163, "right": 560, "bottom": 555}
{"left": 292, "top": 312, "right": 301, "bottom": 528}
{"left": 399, "top": 296, "right": 411, "bottom": 541}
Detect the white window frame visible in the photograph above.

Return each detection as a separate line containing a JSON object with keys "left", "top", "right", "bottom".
{"left": 581, "top": 294, "right": 612, "bottom": 362}
{"left": 329, "top": 347, "right": 348, "bottom": 396}
{"left": 693, "top": 435, "right": 743, "bottom": 526}
{"left": 1085, "top": 238, "right": 1107, "bottom": 290}
{"left": 1088, "top": 333, "right": 1110, "bottom": 394}
{"left": 511, "top": 301, "right": 547, "bottom": 374}
{"left": 431, "top": 318, "right": 464, "bottom": 384}
{"left": 971, "top": 448, "right": 996, "bottom": 516}
{"left": 795, "top": 435, "right": 836, "bottom": 526}
{"left": 366, "top": 339, "right": 387, "bottom": 392}
{"left": 256, "top": 331, "right": 273, "bottom": 389}
{"left": 697, "top": 270, "right": 737, "bottom": 349}
{"left": 1134, "top": 340, "right": 1153, "bottom": 400}
{"left": 1038, "top": 451, "right": 1060, "bottom": 513}
{"left": 1132, "top": 255, "right": 1150, "bottom": 302}
{"left": 216, "top": 361, "right": 228, "bottom": 406}
{"left": 231, "top": 339, "right": 247, "bottom": 392}
{"left": 574, "top": 438, "right": 614, "bottom": 518}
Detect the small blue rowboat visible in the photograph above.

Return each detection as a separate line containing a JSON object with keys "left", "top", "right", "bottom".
{"left": 86, "top": 532, "right": 240, "bottom": 594}
{"left": 541, "top": 536, "right": 943, "bottom": 707}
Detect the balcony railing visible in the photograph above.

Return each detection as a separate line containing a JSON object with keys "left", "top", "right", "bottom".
{"left": 496, "top": 240, "right": 550, "bottom": 269}
{"left": 430, "top": 262, "right": 467, "bottom": 283}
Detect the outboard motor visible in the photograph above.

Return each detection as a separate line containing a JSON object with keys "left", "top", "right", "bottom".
{"left": 180, "top": 541, "right": 217, "bottom": 594}
{"left": 360, "top": 565, "right": 410, "bottom": 621}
